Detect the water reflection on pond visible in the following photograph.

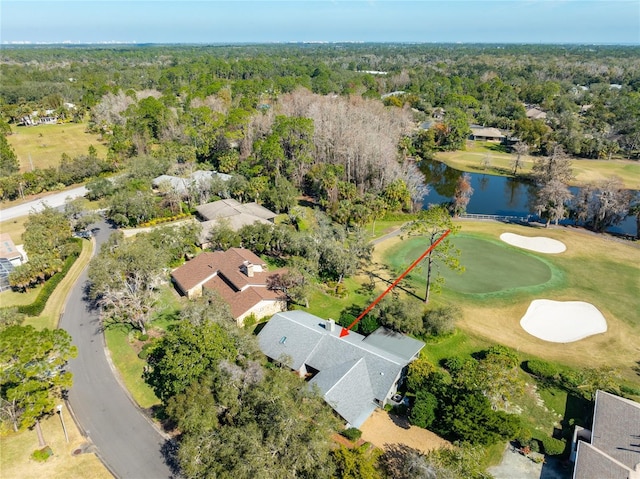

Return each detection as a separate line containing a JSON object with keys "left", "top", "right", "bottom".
{"left": 418, "top": 159, "right": 637, "bottom": 236}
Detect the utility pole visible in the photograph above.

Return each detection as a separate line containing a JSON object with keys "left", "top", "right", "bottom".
{"left": 56, "top": 404, "right": 69, "bottom": 443}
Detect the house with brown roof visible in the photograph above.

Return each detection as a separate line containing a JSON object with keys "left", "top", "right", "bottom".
{"left": 0, "top": 233, "right": 24, "bottom": 266}
{"left": 525, "top": 107, "right": 547, "bottom": 120}
{"left": 170, "top": 248, "right": 286, "bottom": 326}
{"left": 469, "top": 126, "right": 505, "bottom": 142}
{"left": 195, "top": 199, "right": 277, "bottom": 247}
{"left": 571, "top": 390, "right": 640, "bottom": 479}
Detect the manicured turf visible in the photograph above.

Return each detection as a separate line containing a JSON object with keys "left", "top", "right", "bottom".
{"left": 384, "top": 234, "right": 553, "bottom": 294}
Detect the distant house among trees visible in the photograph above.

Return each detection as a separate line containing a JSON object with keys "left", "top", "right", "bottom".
{"left": 571, "top": 390, "right": 640, "bottom": 479}
{"left": 195, "top": 199, "right": 277, "bottom": 247}
{"left": 152, "top": 170, "right": 231, "bottom": 196}
{"left": 469, "top": 126, "right": 505, "bottom": 142}
{"left": 525, "top": 107, "right": 547, "bottom": 121}
{"left": 258, "top": 310, "right": 425, "bottom": 428}
{"left": 170, "top": 248, "right": 286, "bottom": 326}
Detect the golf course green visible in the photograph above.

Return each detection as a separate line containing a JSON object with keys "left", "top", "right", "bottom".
{"left": 386, "top": 234, "right": 553, "bottom": 294}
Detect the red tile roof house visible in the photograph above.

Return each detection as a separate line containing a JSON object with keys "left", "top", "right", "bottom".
{"left": 170, "top": 248, "right": 287, "bottom": 327}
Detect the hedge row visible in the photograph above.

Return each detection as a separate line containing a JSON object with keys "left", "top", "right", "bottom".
{"left": 16, "top": 240, "right": 81, "bottom": 317}
{"left": 138, "top": 213, "right": 192, "bottom": 228}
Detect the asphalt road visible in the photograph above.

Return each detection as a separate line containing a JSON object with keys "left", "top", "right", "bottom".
{"left": 60, "top": 218, "right": 176, "bottom": 479}
{"left": 0, "top": 185, "right": 88, "bottom": 221}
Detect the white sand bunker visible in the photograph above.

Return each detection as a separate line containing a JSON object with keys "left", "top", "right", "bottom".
{"left": 500, "top": 232, "right": 566, "bottom": 254}
{"left": 520, "top": 299, "right": 607, "bottom": 343}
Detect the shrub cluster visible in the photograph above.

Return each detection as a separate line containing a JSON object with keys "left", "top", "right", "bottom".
{"left": 539, "top": 436, "right": 566, "bottom": 456}
{"left": 138, "top": 213, "right": 191, "bottom": 228}
{"left": 31, "top": 446, "right": 53, "bottom": 462}
{"left": 523, "top": 359, "right": 559, "bottom": 381}
{"left": 340, "top": 427, "right": 362, "bottom": 442}
{"left": 16, "top": 243, "right": 80, "bottom": 316}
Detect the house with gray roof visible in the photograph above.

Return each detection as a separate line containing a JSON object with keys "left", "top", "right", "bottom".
{"left": 257, "top": 310, "right": 425, "bottom": 428}
{"left": 572, "top": 390, "right": 640, "bottom": 479}
{"left": 195, "top": 199, "right": 277, "bottom": 247}
{"left": 152, "top": 170, "right": 231, "bottom": 196}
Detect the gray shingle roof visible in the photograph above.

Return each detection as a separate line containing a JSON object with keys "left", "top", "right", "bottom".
{"left": 258, "top": 311, "right": 425, "bottom": 428}
{"left": 363, "top": 327, "right": 425, "bottom": 362}
{"left": 573, "top": 390, "right": 640, "bottom": 479}
{"left": 590, "top": 391, "right": 640, "bottom": 469}
{"left": 312, "top": 359, "right": 378, "bottom": 428}
{"left": 573, "top": 442, "right": 633, "bottom": 479}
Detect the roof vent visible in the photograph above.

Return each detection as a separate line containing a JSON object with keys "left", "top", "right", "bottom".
{"left": 279, "top": 336, "right": 287, "bottom": 344}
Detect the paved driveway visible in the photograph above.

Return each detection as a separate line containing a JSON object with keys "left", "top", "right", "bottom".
{"left": 60, "top": 219, "right": 176, "bottom": 478}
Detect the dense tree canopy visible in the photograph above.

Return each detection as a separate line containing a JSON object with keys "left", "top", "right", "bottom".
{"left": 0, "top": 326, "right": 77, "bottom": 435}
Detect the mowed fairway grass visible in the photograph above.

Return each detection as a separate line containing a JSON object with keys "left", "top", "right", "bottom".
{"left": 375, "top": 221, "right": 640, "bottom": 383}
{"left": 8, "top": 123, "right": 107, "bottom": 172}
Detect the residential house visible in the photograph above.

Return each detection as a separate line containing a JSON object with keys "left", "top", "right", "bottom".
{"left": 571, "top": 390, "right": 640, "bottom": 479}
{"left": 195, "top": 199, "right": 277, "bottom": 247}
{"left": 152, "top": 170, "right": 231, "bottom": 197}
{"left": 170, "top": 248, "right": 286, "bottom": 326}
{"left": 525, "top": 107, "right": 547, "bottom": 121}
{"left": 469, "top": 126, "right": 505, "bottom": 142}
{"left": 0, "top": 233, "right": 24, "bottom": 266}
{"left": 258, "top": 310, "right": 425, "bottom": 428}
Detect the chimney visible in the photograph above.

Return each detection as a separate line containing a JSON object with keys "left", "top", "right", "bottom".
{"left": 243, "top": 260, "right": 254, "bottom": 277}
{"left": 327, "top": 318, "right": 335, "bottom": 332}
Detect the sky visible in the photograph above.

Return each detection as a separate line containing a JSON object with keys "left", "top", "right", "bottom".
{"left": 1, "top": 1, "right": 639, "bottom": 45}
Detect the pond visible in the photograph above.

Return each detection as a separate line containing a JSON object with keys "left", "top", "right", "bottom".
{"left": 419, "top": 159, "right": 638, "bottom": 237}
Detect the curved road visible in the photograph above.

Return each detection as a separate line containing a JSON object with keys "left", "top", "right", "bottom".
{"left": 60, "top": 219, "right": 176, "bottom": 479}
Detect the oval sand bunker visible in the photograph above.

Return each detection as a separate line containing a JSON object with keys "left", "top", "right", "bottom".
{"left": 520, "top": 299, "right": 607, "bottom": 343}
{"left": 500, "top": 233, "right": 566, "bottom": 254}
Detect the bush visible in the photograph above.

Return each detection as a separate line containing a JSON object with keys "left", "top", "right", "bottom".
{"left": 422, "top": 305, "right": 460, "bottom": 337}
{"left": 340, "top": 427, "right": 362, "bottom": 442}
{"left": 138, "top": 342, "right": 155, "bottom": 360}
{"left": 524, "top": 359, "right": 559, "bottom": 381}
{"left": 540, "top": 436, "right": 566, "bottom": 456}
{"left": 32, "top": 446, "right": 53, "bottom": 462}
{"left": 137, "top": 332, "right": 149, "bottom": 342}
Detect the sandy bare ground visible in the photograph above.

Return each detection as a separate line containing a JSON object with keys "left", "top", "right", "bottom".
{"left": 520, "top": 299, "right": 607, "bottom": 343}
{"left": 359, "top": 409, "right": 450, "bottom": 454}
{"left": 500, "top": 232, "right": 567, "bottom": 254}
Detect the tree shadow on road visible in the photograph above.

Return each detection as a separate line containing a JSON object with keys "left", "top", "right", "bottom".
{"left": 161, "top": 438, "right": 182, "bottom": 478}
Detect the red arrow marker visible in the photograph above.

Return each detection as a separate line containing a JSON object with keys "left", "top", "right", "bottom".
{"left": 339, "top": 229, "right": 451, "bottom": 338}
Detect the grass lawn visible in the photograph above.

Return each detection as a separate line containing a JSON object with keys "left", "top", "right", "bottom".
{"left": 0, "top": 404, "right": 112, "bottom": 479}
{"left": 0, "top": 216, "right": 29, "bottom": 244}
{"left": 374, "top": 220, "right": 640, "bottom": 384}
{"left": 8, "top": 123, "right": 108, "bottom": 172}
{"left": 302, "top": 277, "right": 372, "bottom": 321}
{"left": 104, "top": 325, "right": 160, "bottom": 410}
{"left": 436, "top": 142, "right": 640, "bottom": 189}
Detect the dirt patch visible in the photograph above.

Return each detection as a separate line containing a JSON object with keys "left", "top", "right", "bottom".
{"left": 359, "top": 409, "right": 450, "bottom": 455}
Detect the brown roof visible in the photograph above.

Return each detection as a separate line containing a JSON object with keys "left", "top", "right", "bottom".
{"left": 0, "top": 233, "right": 22, "bottom": 261}
{"left": 171, "top": 248, "right": 286, "bottom": 318}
